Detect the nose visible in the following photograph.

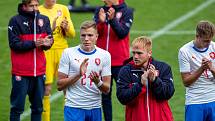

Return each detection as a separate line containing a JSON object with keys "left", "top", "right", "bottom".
{"left": 133, "top": 53, "right": 139, "bottom": 59}
{"left": 33, "top": 5, "right": 38, "bottom": 11}
{"left": 83, "top": 35, "right": 90, "bottom": 41}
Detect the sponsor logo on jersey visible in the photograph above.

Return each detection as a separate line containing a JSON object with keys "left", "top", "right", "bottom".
{"left": 74, "top": 58, "right": 81, "bottom": 63}
{"left": 132, "top": 73, "right": 138, "bottom": 78}
{"left": 38, "top": 19, "right": 44, "bottom": 27}
{"left": 23, "top": 21, "right": 29, "bottom": 26}
{"left": 8, "top": 26, "right": 13, "bottom": 31}
{"left": 95, "top": 58, "right": 101, "bottom": 66}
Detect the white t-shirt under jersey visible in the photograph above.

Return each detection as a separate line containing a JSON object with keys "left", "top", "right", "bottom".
{"left": 178, "top": 41, "right": 215, "bottom": 105}
{"left": 58, "top": 45, "right": 111, "bottom": 109}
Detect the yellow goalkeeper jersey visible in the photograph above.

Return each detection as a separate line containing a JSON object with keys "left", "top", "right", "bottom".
{"left": 39, "top": 4, "right": 75, "bottom": 49}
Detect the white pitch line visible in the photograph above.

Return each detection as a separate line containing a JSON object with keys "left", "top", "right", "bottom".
{"left": 20, "top": 0, "right": 214, "bottom": 120}
{"left": 150, "top": 0, "right": 215, "bottom": 39}
{"left": 20, "top": 91, "right": 63, "bottom": 120}
{"left": 0, "top": 26, "right": 195, "bottom": 35}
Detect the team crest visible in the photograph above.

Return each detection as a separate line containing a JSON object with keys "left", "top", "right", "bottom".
{"left": 116, "top": 12, "right": 122, "bottom": 19}
{"left": 155, "top": 70, "right": 159, "bottom": 77}
{"left": 38, "top": 19, "right": 44, "bottom": 27}
{"left": 57, "top": 10, "right": 62, "bottom": 17}
{"left": 15, "top": 76, "right": 22, "bottom": 81}
{"left": 209, "top": 52, "right": 215, "bottom": 60}
{"left": 95, "top": 58, "right": 101, "bottom": 66}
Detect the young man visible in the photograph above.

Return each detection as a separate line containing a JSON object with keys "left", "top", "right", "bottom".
{"left": 39, "top": 1, "right": 75, "bottom": 121}
{"left": 8, "top": 0, "right": 53, "bottom": 121}
{"left": 178, "top": 20, "right": 215, "bottom": 121}
{"left": 94, "top": 0, "right": 133, "bottom": 120}
{"left": 57, "top": 20, "right": 111, "bottom": 121}
{"left": 117, "top": 36, "right": 174, "bottom": 121}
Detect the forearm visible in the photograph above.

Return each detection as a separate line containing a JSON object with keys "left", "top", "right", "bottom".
{"left": 151, "top": 77, "right": 175, "bottom": 100}
{"left": 116, "top": 83, "right": 143, "bottom": 105}
{"left": 182, "top": 67, "right": 204, "bottom": 87}
{"left": 97, "top": 81, "right": 110, "bottom": 94}
{"left": 65, "top": 23, "right": 75, "bottom": 38}
{"left": 57, "top": 74, "right": 81, "bottom": 91}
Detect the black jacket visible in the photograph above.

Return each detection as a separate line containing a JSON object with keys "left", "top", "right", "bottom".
{"left": 116, "top": 58, "right": 175, "bottom": 105}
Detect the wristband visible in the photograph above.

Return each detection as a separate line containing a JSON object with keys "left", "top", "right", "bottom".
{"left": 97, "top": 80, "right": 103, "bottom": 88}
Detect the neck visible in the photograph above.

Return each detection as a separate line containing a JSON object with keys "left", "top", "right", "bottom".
{"left": 80, "top": 45, "right": 95, "bottom": 52}
{"left": 44, "top": 3, "right": 54, "bottom": 9}
{"left": 193, "top": 40, "right": 203, "bottom": 49}
{"left": 113, "top": 1, "right": 119, "bottom": 5}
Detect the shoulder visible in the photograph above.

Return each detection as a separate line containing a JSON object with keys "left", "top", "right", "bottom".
{"left": 120, "top": 3, "right": 133, "bottom": 14}
{"left": 152, "top": 59, "right": 171, "bottom": 71}
{"left": 96, "top": 47, "right": 111, "bottom": 56}
{"left": 119, "top": 64, "right": 132, "bottom": 75}
{"left": 64, "top": 46, "right": 78, "bottom": 53}
{"left": 38, "top": 5, "right": 44, "bottom": 10}
{"left": 9, "top": 15, "right": 19, "bottom": 22}
{"left": 55, "top": 4, "right": 69, "bottom": 11}
{"left": 179, "top": 41, "right": 193, "bottom": 53}
{"left": 38, "top": 13, "right": 49, "bottom": 20}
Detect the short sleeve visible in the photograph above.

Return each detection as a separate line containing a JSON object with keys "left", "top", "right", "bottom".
{"left": 178, "top": 48, "right": 190, "bottom": 72}
{"left": 101, "top": 52, "right": 111, "bottom": 76}
{"left": 58, "top": 49, "right": 70, "bottom": 75}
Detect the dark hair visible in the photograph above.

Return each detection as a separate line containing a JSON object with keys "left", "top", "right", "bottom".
{"left": 22, "top": 0, "right": 39, "bottom": 4}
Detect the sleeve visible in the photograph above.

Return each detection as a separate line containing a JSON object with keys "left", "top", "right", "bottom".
{"left": 58, "top": 49, "right": 70, "bottom": 75}
{"left": 178, "top": 48, "right": 190, "bottom": 72}
{"left": 116, "top": 66, "right": 143, "bottom": 105}
{"left": 42, "top": 16, "right": 54, "bottom": 50}
{"left": 151, "top": 63, "right": 175, "bottom": 100}
{"left": 101, "top": 51, "right": 111, "bottom": 76}
{"left": 8, "top": 17, "right": 36, "bottom": 51}
{"left": 109, "top": 8, "right": 133, "bottom": 39}
{"left": 63, "top": 6, "right": 75, "bottom": 38}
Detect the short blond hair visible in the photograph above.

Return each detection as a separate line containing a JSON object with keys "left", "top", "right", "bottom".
{"left": 132, "top": 36, "right": 152, "bottom": 51}
{"left": 80, "top": 20, "right": 97, "bottom": 33}
{"left": 196, "top": 20, "right": 215, "bottom": 38}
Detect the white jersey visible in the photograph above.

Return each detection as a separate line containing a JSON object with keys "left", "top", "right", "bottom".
{"left": 58, "top": 45, "right": 111, "bottom": 109}
{"left": 178, "top": 41, "right": 215, "bottom": 105}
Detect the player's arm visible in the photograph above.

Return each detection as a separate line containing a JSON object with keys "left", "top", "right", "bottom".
{"left": 98, "top": 75, "right": 111, "bottom": 94}
{"left": 181, "top": 58, "right": 211, "bottom": 87}
{"left": 108, "top": 8, "right": 133, "bottom": 39}
{"left": 62, "top": 6, "right": 75, "bottom": 38}
{"left": 57, "top": 72, "right": 81, "bottom": 91}
{"left": 57, "top": 58, "right": 89, "bottom": 91}
{"left": 181, "top": 70, "right": 203, "bottom": 87}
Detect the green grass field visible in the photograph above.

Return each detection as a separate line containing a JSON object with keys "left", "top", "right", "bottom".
{"left": 0, "top": 0, "right": 215, "bottom": 121}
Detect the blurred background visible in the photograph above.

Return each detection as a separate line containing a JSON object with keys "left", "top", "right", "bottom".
{"left": 0, "top": 0, "right": 215, "bottom": 120}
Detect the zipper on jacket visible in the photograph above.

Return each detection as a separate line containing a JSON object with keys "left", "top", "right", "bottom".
{"left": 106, "top": 24, "right": 110, "bottom": 51}
{"left": 33, "top": 12, "right": 37, "bottom": 77}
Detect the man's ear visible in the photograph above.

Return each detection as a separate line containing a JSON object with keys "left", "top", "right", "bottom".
{"left": 148, "top": 50, "right": 152, "bottom": 57}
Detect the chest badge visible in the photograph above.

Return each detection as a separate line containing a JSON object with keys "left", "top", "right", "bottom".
{"left": 38, "top": 19, "right": 44, "bottom": 27}
{"left": 95, "top": 58, "right": 101, "bottom": 66}
{"left": 116, "top": 12, "right": 122, "bottom": 20}
{"left": 57, "top": 10, "right": 62, "bottom": 17}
